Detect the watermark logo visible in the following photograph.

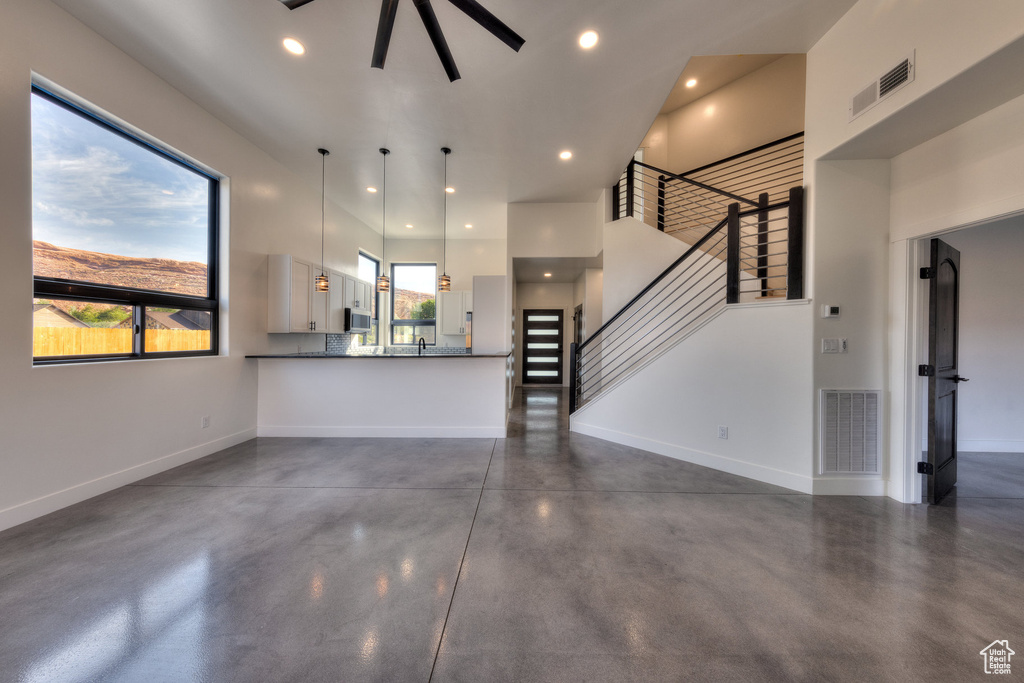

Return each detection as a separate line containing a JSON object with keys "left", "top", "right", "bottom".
{"left": 980, "top": 640, "right": 1014, "bottom": 675}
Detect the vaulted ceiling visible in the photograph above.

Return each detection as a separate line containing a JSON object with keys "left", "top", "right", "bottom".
{"left": 50, "top": 0, "right": 857, "bottom": 239}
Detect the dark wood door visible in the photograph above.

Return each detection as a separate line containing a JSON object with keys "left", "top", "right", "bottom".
{"left": 572, "top": 304, "right": 584, "bottom": 345}
{"left": 523, "top": 309, "right": 564, "bottom": 384}
{"left": 926, "top": 237, "right": 965, "bottom": 504}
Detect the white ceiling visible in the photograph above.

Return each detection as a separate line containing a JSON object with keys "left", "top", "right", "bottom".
{"left": 514, "top": 255, "right": 603, "bottom": 284}
{"left": 50, "top": 0, "right": 857, "bottom": 240}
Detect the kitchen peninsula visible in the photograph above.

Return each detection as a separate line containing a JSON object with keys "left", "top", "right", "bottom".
{"left": 248, "top": 351, "right": 511, "bottom": 438}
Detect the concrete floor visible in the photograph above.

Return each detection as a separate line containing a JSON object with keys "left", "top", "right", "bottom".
{"left": 1, "top": 387, "right": 1022, "bottom": 682}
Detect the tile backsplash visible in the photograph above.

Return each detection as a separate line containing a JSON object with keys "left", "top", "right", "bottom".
{"left": 326, "top": 334, "right": 469, "bottom": 355}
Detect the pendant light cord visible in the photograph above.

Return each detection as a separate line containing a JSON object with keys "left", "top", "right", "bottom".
{"left": 442, "top": 147, "right": 451, "bottom": 278}
{"left": 381, "top": 148, "right": 388, "bottom": 270}
{"left": 320, "top": 150, "right": 327, "bottom": 276}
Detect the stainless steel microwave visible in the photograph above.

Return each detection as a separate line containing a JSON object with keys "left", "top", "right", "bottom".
{"left": 344, "top": 308, "right": 371, "bottom": 333}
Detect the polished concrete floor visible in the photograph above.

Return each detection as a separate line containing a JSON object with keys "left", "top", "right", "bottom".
{"left": 1, "top": 388, "right": 1023, "bottom": 682}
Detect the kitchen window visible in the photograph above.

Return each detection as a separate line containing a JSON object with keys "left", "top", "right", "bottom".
{"left": 31, "top": 85, "right": 219, "bottom": 363}
{"left": 390, "top": 263, "right": 436, "bottom": 345}
{"left": 357, "top": 252, "right": 380, "bottom": 345}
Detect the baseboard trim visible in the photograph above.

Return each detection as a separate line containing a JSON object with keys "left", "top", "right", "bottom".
{"left": 257, "top": 425, "right": 506, "bottom": 438}
{"left": 958, "top": 439, "right": 1024, "bottom": 454}
{"left": 571, "top": 421, "right": 812, "bottom": 494}
{"left": 812, "top": 477, "right": 887, "bottom": 496}
{"left": 0, "top": 428, "right": 257, "bottom": 534}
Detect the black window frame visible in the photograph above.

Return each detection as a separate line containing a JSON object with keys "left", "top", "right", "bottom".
{"left": 31, "top": 85, "right": 219, "bottom": 365}
{"left": 389, "top": 262, "right": 436, "bottom": 346}
{"left": 357, "top": 251, "right": 381, "bottom": 346}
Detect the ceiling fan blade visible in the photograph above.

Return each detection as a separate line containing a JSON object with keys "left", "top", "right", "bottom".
{"left": 412, "top": 0, "right": 461, "bottom": 82}
{"left": 278, "top": 0, "right": 316, "bottom": 9}
{"left": 446, "top": 0, "right": 524, "bottom": 52}
{"left": 371, "top": 0, "right": 401, "bottom": 69}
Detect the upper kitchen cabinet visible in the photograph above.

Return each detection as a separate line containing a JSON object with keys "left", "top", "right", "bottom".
{"left": 439, "top": 290, "right": 472, "bottom": 336}
{"left": 343, "top": 275, "right": 373, "bottom": 314}
{"left": 268, "top": 254, "right": 334, "bottom": 333}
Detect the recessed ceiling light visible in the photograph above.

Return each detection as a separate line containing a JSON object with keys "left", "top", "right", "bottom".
{"left": 445, "top": 187, "right": 455, "bottom": 194}
{"left": 579, "top": 31, "right": 598, "bottom": 49}
{"left": 685, "top": 78, "right": 697, "bottom": 88}
{"left": 405, "top": 224, "right": 414, "bottom": 229}
{"left": 465, "top": 224, "right": 473, "bottom": 229}
{"left": 283, "top": 38, "right": 306, "bottom": 56}
{"left": 559, "top": 150, "right": 573, "bottom": 160}
{"left": 366, "top": 186, "right": 378, "bottom": 193}
{"left": 544, "top": 272, "right": 552, "bottom": 278}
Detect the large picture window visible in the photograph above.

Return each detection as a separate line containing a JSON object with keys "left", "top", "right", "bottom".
{"left": 390, "top": 263, "right": 436, "bottom": 345}
{"left": 31, "top": 86, "right": 219, "bottom": 363}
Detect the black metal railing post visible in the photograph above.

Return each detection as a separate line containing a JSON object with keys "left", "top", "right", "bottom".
{"left": 726, "top": 202, "right": 740, "bottom": 304}
{"left": 786, "top": 186, "right": 804, "bottom": 300}
{"left": 657, "top": 176, "right": 666, "bottom": 231}
{"left": 625, "top": 160, "right": 635, "bottom": 218}
{"left": 612, "top": 181, "right": 621, "bottom": 220}
{"left": 568, "top": 342, "right": 578, "bottom": 414}
{"left": 757, "top": 192, "right": 769, "bottom": 297}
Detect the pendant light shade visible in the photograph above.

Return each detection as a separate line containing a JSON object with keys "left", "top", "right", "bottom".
{"left": 376, "top": 148, "right": 391, "bottom": 293}
{"left": 315, "top": 148, "right": 330, "bottom": 292}
{"left": 438, "top": 147, "right": 452, "bottom": 293}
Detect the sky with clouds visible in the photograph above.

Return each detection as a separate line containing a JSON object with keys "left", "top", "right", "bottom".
{"left": 31, "top": 93, "right": 211, "bottom": 264}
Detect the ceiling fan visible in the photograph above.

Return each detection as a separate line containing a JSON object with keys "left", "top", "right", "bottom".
{"left": 278, "top": 0, "right": 525, "bottom": 82}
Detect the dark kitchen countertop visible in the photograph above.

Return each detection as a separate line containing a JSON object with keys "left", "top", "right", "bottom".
{"left": 245, "top": 351, "right": 510, "bottom": 359}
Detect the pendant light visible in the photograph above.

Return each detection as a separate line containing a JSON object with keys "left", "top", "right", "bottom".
{"left": 314, "top": 148, "right": 330, "bottom": 292}
{"left": 376, "top": 148, "right": 391, "bottom": 293}
{"left": 438, "top": 147, "right": 452, "bottom": 293}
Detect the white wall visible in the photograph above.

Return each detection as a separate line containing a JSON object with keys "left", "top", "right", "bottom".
{"left": 602, "top": 217, "right": 688, "bottom": 316}
{"left": 583, "top": 269, "right": 603, "bottom": 341}
{"left": 941, "top": 219, "right": 1024, "bottom": 453}
{"left": 572, "top": 302, "right": 815, "bottom": 492}
{"left": 805, "top": 0, "right": 1024, "bottom": 163}
{"left": 805, "top": 0, "right": 1024, "bottom": 500}
{"left": 507, "top": 201, "right": 603, "bottom": 259}
{"left": 642, "top": 54, "right": 806, "bottom": 174}
{"left": 0, "top": 0, "right": 391, "bottom": 530}
{"left": 889, "top": 93, "right": 1024, "bottom": 241}
{"left": 809, "top": 159, "right": 891, "bottom": 476}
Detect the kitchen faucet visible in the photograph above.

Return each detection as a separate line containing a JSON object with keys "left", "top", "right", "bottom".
{"left": 418, "top": 337, "right": 426, "bottom": 356}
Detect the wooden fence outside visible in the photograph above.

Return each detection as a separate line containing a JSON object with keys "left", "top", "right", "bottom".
{"left": 34, "top": 328, "right": 211, "bottom": 357}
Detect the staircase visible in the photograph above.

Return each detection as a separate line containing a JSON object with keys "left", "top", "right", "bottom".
{"left": 570, "top": 134, "right": 805, "bottom": 412}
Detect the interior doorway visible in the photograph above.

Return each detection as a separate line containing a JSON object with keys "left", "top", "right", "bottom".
{"left": 909, "top": 217, "right": 1024, "bottom": 502}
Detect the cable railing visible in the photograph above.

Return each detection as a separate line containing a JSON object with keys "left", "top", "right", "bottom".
{"left": 613, "top": 133, "right": 804, "bottom": 245}
{"left": 571, "top": 187, "right": 803, "bottom": 412}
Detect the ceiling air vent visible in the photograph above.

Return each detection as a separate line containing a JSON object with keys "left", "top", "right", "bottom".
{"left": 849, "top": 52, "right": 915, "bottom": 121}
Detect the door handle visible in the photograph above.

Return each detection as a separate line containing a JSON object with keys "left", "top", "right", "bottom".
{"left": 952, "top": 375, "right": 969, "bottom": 383}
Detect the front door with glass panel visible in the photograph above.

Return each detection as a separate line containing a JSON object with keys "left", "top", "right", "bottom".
{"left": 524, "top": 309, "right": 563, "bottom": 384}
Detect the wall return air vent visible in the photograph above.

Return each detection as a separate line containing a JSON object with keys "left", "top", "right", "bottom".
{"left": 849, "top": 52, "right": 915, "bottom": 121}
{"left": 820, "top": 390, "right": 881, "bottom": 475}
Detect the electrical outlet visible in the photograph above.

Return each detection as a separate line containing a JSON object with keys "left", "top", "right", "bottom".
{"left": 201, "top": 416, "right": 210, "bottom": 429}
{"left": 840, "top": 338, "right": 848, "bottom": 353}
{"left": 718, "top": 425, "right": 728, "bottom": 440}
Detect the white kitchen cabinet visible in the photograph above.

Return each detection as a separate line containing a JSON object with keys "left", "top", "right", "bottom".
{"left": 268, "top": 254, "right": 332, "bottom": 333}
{"left": 343, "top": 275, "right": 373, "bottom": 313}
{"left": 326, "top": 269, "right": 347, "bottom": 333}
{"left": 440, "top": 290, "right": 472, "bottom": 335}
